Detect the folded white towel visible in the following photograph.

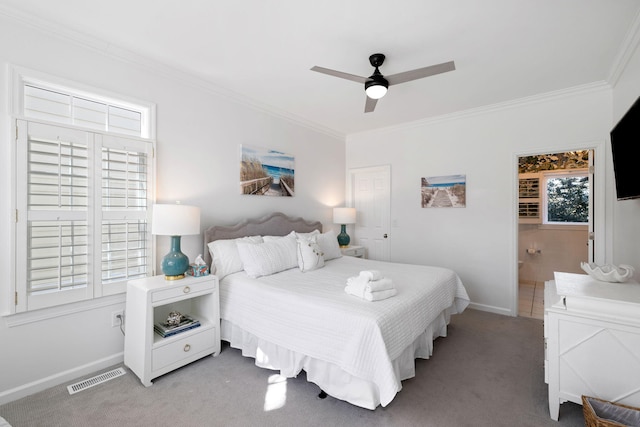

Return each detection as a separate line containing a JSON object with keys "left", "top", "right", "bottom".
{"left": 346, "top": 271, "right": 395, "bottom": 301}
{"left": 345, "top": 285, "right": 397, "bottom": 301}
{"left": 365, "top": 277, "right": 394, "bottom": 292}
{"left": 346, "top": 275, "right": 370, "bottom": 288}
{"left": 359, "top": 270, "right": 383, "bottom": 281}
{"left": 364, "top": 288, "right": 397, "bottom": 302}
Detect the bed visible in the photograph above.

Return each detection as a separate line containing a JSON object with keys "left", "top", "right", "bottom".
{"left": 204, "top": 212, "right": 470, "bottom": 409}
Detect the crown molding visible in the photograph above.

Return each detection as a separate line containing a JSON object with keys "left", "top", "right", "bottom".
{"left": 2, "top": 4, "right": 628, "bottom": 142}
{"left": 347, "top": 81, "right": 611, "bottom": 139}
{"left": 0, "top": 6, "right": 345, "bottom": 141}
{"left": 608, "top": 7, "right": 640, "bottom": 87}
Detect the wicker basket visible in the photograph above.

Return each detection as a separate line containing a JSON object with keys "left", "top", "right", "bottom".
{"left": 582, "top": 396, "right": 640, "bottom": 427}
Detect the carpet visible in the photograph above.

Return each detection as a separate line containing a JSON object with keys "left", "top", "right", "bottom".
{"left": 0, "top": 309, "right": 585, "bottom": 426}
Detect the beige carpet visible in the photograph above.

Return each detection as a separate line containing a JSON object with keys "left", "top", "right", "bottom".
{"left": 0, "top": 309, "right": 584, "bottom": 427}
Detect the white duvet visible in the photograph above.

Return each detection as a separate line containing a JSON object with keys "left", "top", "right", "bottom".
{"left": 219, "top": 256, "right": 470, "bottom": 407}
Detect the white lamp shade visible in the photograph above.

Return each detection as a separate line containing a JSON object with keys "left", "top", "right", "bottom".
{"left": 365, "top": 85, "right": 387, "bottom": 100}
{"left": 333, "top": 207, "right": 356, "bottom": 224}
{"left": 152, "top": 204, "right": 201, "bottom": 236}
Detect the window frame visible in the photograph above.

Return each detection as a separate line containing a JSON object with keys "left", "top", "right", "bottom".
{"left": 10, "top": 65, "right": 156, "bottom": 139}
{"left": 6, "top": 67, "right": 156, "bottom": 318}
{"left": 541, "top": 169, "right": 589, "bottom": 226}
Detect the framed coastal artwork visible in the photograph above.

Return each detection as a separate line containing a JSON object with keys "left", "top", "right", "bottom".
{"left": 421, "top": 174, "right": 466, "bottom": 208}
{"left": 240, "top": 145, "right": 295, "bottom": 196}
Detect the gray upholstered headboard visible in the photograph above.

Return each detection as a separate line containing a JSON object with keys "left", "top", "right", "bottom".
{"left": 203, "top": 212, "right": 323, "bottom": 267}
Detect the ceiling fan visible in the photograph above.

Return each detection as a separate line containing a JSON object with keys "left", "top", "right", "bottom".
{"left": 311, "top": 53, "right": 455, "bottom": 113}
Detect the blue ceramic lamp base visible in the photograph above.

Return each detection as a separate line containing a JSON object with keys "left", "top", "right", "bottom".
{"left": 161, "top": 236, "right": 189, "bottom": 280}
{"left": 337, "top": 224, "right": 350, "bottom": 248}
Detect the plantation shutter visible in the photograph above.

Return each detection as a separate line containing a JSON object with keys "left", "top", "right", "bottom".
{"left": 15, "top": 120, "right": 154, "bottom": 312}
{"left": 99, "top": 134, "right": 152, "bottom": 295}
{"left": 16, "top": 121, "right": 94, "bottom": 311}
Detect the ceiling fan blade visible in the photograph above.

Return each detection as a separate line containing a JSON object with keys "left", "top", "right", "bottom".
{"left": 364, "top": 96, "right": 378, "bottom": 113}
{"left": 386, "top": 61, "right": 455, "bottom": 86}
{"left": 310, "top": 66, "right": 367, "bottom": 84}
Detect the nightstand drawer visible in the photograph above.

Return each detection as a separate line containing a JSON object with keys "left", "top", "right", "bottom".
{"left": 350, "top": 247, "right": 365, "bottom": 257}
{"left": 152, "top": 328, "right": 216, "bottom": 371}
{"left": 341, "top": 246, "right": 365, "bottom": 258}
{"left": 151, "top": 279, "right": 214, "bottom": 303}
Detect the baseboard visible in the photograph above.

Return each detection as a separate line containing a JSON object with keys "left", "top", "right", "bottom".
{"left": 0, "top": 352, "right": 124, "bottom": 405}
{"left": 468, "top": 302, "right": 515, "bottom": 317}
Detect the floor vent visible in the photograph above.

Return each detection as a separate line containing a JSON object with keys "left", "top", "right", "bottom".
{"left": 67, "top": 367, "right": 126, "bottom": 395}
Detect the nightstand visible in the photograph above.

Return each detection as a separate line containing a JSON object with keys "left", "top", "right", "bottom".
{"left": 124, "top": 274, "right": 220, "bottom": 386}
{"left": 340, "top": 245, "right": 365, "bottom": 258}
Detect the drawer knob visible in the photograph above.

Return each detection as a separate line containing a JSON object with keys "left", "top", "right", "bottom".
{"left": 183, "top": 286, "right": 191, "bottom": 294}
{"left": 183, "top": 344, "right": 191, "bottom": 352}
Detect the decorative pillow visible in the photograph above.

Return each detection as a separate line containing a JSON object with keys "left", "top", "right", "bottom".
{"left": 237, "top": 235, "right": 298, "bottom": 278}
{"left": 207, "top": 235, "right": 263, "bottom": 280}
{"left": 296, "top": 235, "right": 325, "bottom": 272}
{"left": 315, "top": 230, "right": 342, "bottom": 261}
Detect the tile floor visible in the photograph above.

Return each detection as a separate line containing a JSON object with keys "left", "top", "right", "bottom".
{"left": 518, "top": 281, "right": 545, "bottom": 320}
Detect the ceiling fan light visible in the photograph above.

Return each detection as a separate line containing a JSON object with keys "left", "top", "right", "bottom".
{"left": 365, "top": 73, "right": 389, "bottom": 99}
{"left": 365, "top": 84, "right": 388, "bottom": 99}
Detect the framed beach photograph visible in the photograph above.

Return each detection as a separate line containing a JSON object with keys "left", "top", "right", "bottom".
{"left": 240, "top": 145, "right": 295, "bottom": 196}
{"left": 421, "top": 174, "right": 466, "bottom": 208}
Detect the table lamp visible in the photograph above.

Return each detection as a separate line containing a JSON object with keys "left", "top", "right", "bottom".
{"left": 333, "top": 207, "right": 356, "bottom": 247}
{"left": 152, "top": 203, "right": 200, "bottom": 280}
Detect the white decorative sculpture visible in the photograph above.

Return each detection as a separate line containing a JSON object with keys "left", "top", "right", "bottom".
{"left": 580, "top": 262, "right": 635, "bottom": 283}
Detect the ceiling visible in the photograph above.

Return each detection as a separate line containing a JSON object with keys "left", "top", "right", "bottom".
{"left": 1, "top": 0, "right": 640, "bottom": 136}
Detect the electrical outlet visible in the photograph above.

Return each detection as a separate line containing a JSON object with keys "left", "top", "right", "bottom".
{"left": 111, "top": 310, "right": 124, "bottom": 327}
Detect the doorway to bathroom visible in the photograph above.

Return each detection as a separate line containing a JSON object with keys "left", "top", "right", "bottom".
{"left": 517, "top": 150, "right": 593, "bottom": 319}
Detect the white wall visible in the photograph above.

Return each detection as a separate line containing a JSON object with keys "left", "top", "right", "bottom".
{"left": 346, "top": 87, "right": 613, "bottom": 314}
{"left": 611, "top": 41, "right": 640, "bottom": 270}
{"left": 0, "top": 15, "right": 345, "bottom": 403}
{"left": 518, "top": 225, "right": 588, "bottom": 283}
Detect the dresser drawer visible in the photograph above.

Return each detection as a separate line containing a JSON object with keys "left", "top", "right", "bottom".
{"left": 151, "top": 279, "right": 214, "bottom": 303}
{"left": 152, "top": 328, "right": 216, "bottom": 371}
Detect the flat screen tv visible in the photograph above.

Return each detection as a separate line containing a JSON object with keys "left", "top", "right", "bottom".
{"left": 610, "top": 95, "right": 640, "bottom": 200}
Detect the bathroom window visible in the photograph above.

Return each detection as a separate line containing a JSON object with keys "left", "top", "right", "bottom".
{"left": 542, "top": 170, "right": 589, "bottom": 225}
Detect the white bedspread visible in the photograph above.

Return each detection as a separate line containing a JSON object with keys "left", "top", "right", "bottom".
{"left": 219, "top": 256, "right": 469, "bottom": 407}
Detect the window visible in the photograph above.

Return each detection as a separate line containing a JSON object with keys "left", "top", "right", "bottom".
{"left": 12, "top": 65, "right": 154, "bottom": 139}
{"left": 542, "top": 170, "right": 589, "bottom": 225}
{"left": 11, "top": 70, "right": 155, "bottom": 313}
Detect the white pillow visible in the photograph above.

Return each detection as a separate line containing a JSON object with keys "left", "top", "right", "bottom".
{"left": 316, "top": 230, "right": 342, "bottom": 261}
{"left": 296, "top": 235, "right": 325, "bottom": 272}
{"left": 207, "top": 235, "right": 263, "bottom": 279}
{"left": 295, "top": 229, "right": 320, "bottom": 240}
{"left": 263, "top": 230, "right": 298, "bottom": 242}
{"left": 237, "top": 235, "right": 298, "bottom": 278}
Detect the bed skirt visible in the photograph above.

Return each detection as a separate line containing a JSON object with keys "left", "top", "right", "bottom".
{"left": 220, "top": 306, "right": 456, "bottom": 409}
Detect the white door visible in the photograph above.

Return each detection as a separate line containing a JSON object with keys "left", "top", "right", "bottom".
{"left": 348, "top": 165, "right": 391, "bottom": 261}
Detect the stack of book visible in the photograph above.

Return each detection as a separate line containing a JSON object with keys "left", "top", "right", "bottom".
{"left": 154, "top": 315, "right": 200, "bottom": 338}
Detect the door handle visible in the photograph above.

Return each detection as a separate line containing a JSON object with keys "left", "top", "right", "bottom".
{"left": 383, "top": 233, "right": 388, "bottom": 238}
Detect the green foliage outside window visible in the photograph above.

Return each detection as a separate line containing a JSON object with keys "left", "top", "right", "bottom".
{"left": 546, "top": 176, "right": 589, "bottom": 223}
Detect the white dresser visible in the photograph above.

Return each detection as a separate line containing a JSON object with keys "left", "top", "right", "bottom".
{"left": 544, "top": 272, "right": 640, "bottom": 420}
